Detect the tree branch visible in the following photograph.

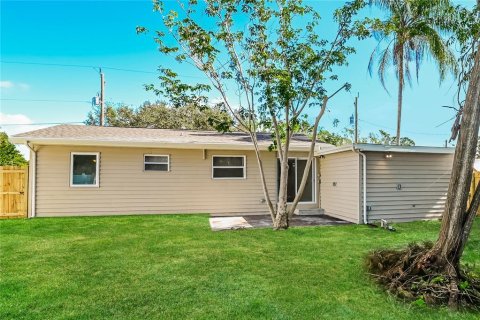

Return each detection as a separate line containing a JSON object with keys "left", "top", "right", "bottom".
{"left": 289, "top": 95, "right": 329, "bottom": 215}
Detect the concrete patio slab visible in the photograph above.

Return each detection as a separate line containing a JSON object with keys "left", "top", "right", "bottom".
{"left": 209, "top": 216, "right": 253, "bottom": 231}
{"left": 209, "top": 214, "right": 349, "bottom": 231}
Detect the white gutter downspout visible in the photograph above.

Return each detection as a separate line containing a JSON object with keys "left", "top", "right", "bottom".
{"left": 352, "top": 145, "right": 368, "bottom": 224}
{"left": 26, "top": 142, "right": 36, "bottom": 218}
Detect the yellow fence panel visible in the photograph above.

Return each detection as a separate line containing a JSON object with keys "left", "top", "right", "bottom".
{"left": 0, "top": 166, "right": 28, "bottom": 219}
{"left": 470, "top": 171, "right": 480, "bottom": 216}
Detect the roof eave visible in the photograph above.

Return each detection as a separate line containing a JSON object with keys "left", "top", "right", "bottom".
{"left": 315, "top": 143, "right": 455, "bottom": 156}
{"left": 10, "top": 137, "right": 314, "bottom": 152}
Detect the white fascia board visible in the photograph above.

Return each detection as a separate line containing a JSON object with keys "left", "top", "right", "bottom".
{"left": 354, "top": 144, "right": 455, "bottom": 154}
{"left": 315, "top": 145, "right": 353, "bottom": 156}
{"left": 315, "top": 144, "right": 455, "bottom": 156}
{"left": 8, "top": 137, "right": 312, "bottom": 152}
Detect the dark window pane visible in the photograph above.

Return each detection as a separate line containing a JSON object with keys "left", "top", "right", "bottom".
{"left": 72, "top": 154, "right": 97, "bottom": 185}
{"left": 213, "top": 168, "right": 244, "bottom": 178}
{"left": 213, "top": 156, "right": 244, "bottom": 167}
{"left": 145, "top": 155, "right": 168, "bottom": 163}
{"left": 296, "top": 159, "right": 313, "bottom": 202}
{"left": 145, "top": 163, "right": 168, "bottom": 171}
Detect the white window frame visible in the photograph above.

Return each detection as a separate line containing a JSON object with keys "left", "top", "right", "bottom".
{"left": 212, "top": 155, "right": 246, "bottom": 180}
{"left": 277, "top": 157, "right": 316, "bottom": 204}
{"left": 144, "top": 154, "right": 170, "bottom": 172}
{"left": 70, "top": 152, "right": 100, "bottom": 188}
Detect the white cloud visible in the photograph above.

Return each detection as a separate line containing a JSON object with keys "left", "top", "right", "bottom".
{"left": 0, "top": 113, "right": 50, "bottom": 160}
{"left": 0, "top": 81, "right": 14, "bottom": 88}
{"left": 0, "top": 80, "right": 30, "bottom": 91}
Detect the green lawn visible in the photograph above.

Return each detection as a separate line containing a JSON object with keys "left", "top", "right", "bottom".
{"left": 0, "top": 215, "right": 478, "bottom": 320}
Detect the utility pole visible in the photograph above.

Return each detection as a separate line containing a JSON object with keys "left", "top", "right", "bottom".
{"left": 100, "top": 68, "right": 105, "bottom": 126}
{"left": 354, "top": 93, "right": 359, "bottom": 144}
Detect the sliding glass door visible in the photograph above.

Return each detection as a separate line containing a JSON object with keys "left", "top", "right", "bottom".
{"left": 277, "top": 158, "right": 315, "bottom": 203}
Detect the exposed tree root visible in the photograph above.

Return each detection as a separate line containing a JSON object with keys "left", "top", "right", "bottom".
{"left": 366, "top": 242, "right": 480, "bottom": 310}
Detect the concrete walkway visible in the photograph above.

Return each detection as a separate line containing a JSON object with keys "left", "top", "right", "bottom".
{"left": 209, "top": 214, "right": 349, "bottom": 231}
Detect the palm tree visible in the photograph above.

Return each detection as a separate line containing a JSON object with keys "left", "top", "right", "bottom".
{"left": 368, "top": 0, "right": 456, "bottom": 145}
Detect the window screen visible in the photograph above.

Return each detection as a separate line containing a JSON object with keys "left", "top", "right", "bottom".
{"left": 212, "top": 156, "right": 245, "bottom": 179}
{"left": 144, "top": 155, "right": 169, "bottom": 171}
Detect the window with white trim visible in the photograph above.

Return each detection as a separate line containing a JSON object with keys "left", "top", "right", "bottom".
{"left": 70, "top": 152, "right": 100, "bottom": 187}
{"left": 144, "top": 154, "right": 170, "bottom": 171}
{"left": 212, "top": 156, "right": 246, "bottom": 179}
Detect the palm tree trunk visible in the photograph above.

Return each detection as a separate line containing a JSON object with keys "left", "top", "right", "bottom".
{"left": 429, "top": 45, "right": 480, "bottom": 266}
{"left": 415, "top": 44, "right": 480, "bottom": 308}
{"left": 396, "top": 49, "right": 404, "bottom": 145}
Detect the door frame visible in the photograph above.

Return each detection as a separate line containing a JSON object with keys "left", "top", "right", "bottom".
{"left": 276, "top": 157, "right": 317, "bottom": 204}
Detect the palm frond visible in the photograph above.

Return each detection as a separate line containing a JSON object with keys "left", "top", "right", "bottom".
{"left": 377, "top": 46, "right": 393, "bottom": 92}
{"left": 369, "top": 0, "right": 456, "bottom": 87}
{"left": 422, "top": 26, "right": 457, "bottom": 80}
{"left": 368, "top": 36, "right": 388, "bottom": 77}
{"left": 404, "top": 51, "right": 412, "bottom": 86}
{"left": 369, "top": 0, "right": 398, "bottom": 11}
{"left": 414, "top": 42, "right": 425, "bottom": 82}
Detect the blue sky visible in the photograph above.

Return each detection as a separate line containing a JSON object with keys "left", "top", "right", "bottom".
{"left": 1, "top": 0, "right": 475, "bottom": 154}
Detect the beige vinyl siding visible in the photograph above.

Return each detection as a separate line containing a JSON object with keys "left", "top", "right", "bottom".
{"left": 365, "top": 152, "right": 453, "bottom": 222}
{"left": 34, "top": 145, "right": 316, "bottom": 217}
{"left": 320, "top": 150, "right": 360, "bottom": 223}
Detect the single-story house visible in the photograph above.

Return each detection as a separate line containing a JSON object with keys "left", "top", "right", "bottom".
{"left": 10, "top": 125, "right": 455, "bottom": 223}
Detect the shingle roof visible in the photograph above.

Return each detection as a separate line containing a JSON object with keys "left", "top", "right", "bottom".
{"left": 11, "top": 125, "right": 334, "bottom": 151}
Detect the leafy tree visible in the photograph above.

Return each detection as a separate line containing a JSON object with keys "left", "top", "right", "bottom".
{"left": 319, "top": 127, "right": 415, "bottom": 146}
{"left": 85, "top": 102, "right": 232, "bottom": 131}
{"left": 85, "top": 104, "right": 118, "bottom": 127}
{"left": 366, "top": 129, "right": 415, "bottom": 146}
{"left": 0, "top": 132, "right": 28, "bottom": 166}
{"left": 368, "top": 0, "right": 456, "bottom": 145}
{"left": 138, "top": 0, "right": 368, "bottom": 229}
{"left": 317, "top": 129, "right": 351, "bottom": 146}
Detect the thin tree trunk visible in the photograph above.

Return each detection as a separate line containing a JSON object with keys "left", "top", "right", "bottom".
{"left": 274, "top": 156, "right": 289, "bottom": 229}
{"left": 289, "top": 96, "right": 329, "bottom": 216}
{"left": 250, "top": 132, "right": 276, "bottom": 221}
{"left": 396, "top": 49, "right": 404, "bottom": 145}
{"left": 273, "top": 99, "right": 292, "bottom": 229}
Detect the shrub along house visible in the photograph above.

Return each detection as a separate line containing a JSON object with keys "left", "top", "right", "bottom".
{"left": 11, "top": 125, "right": 454, "bottom": 223}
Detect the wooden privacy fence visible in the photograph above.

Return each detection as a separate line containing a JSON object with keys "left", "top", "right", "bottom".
{"left": 0, "top": 166, "right": 28, "bottom": 219}
{"left": 470, "top": 170, "right": 480, "bottom": 216}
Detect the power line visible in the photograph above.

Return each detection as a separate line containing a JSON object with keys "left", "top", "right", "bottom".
{"left": 1, "top": 98, "right": 91, "bottom": 103}
{"left": 0, "top": 122, "right": 84, "bottom": 126}
{"left": 0, "top": 60, "right": 206, "bottom": 79}
{"left": 1, "top": 60, "right": 98, "bottom": 70}
{"left": 359, "top": 119, "right": 448, "bottom": 136}
{"left": 1, "top": 97, "right": 139, "bottom": 106}
{"left": 435, "top": 116, "right": 456, "bottom": 128}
